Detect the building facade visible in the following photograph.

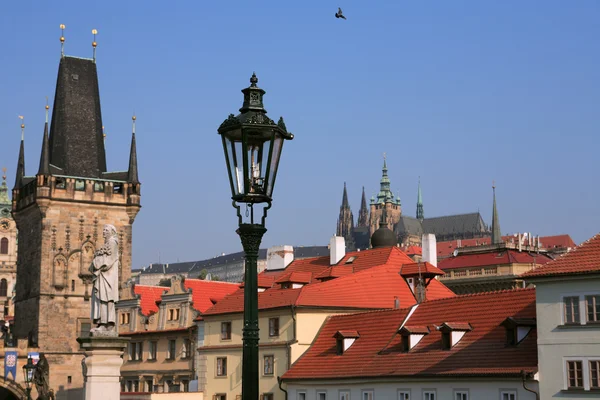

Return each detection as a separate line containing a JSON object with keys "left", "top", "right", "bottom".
{"left": 0, "top": 171, "right": 17, "bottom": 319}
{"left": 523, "top": 233, "right": 600, "bottom": 398}
{"left": 118, "top": 276, "right": 239, "bottom": 394}
{"left": 10, "top": 52, "right": 141, "bottom": 400}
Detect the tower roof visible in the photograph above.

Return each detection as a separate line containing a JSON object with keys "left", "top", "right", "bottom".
{"left": 375, "top": 155, "right": 396, "bottom": 204}
{"left": 416, "top": 177, "right": 424, "bottom": 221}
{"left": 48, "top": 56, "right": 107, "bottom": 178}
{"left": 491, "top": 184, "right": 502, "bottom": 244}
{"left": 0, "top": 169, "right": 10, "bottom": 205}
{"left": 14, "top": 124, "right": 25, "bottom": 190}
{"left": 38, "top": 105, "right": 50, "bottom": 176}
{"left": 341, "top": 182, "right": 349, "bottom": 208}
{"left": 128, "top": 116, "right": 139, "bottom": 184}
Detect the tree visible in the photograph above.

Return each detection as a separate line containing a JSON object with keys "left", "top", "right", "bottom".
{"left": 197, "top": 269, "right": 208, "bottom": 280}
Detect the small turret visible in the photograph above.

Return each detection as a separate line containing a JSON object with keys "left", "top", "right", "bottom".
{"left": 38, "top": 102, "right": 50, "bottom": 176}
{"left": 14, "top": 118, "right": 25, "bottom": 190}
{"left": 416, "top": 177, "right": 424, "bottom": 221}
{"left": 491, "top": 183, "right": 502, "bottom": 244}
{"left": 128, "top": 115, "right": 139, "bottom": 185}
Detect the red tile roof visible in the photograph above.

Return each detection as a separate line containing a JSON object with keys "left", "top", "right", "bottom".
{"left": 283, "top": 288, "right": 536, "bottom": 381}
{"left": 275, "top": 271, "right": 313, "bottom": 285}
{"left": 182, "top": 279, "right": 240, "bottom": 314}
{"left": 203, "top": 260, "right": 455, "bottom": 316}
{"left": 522, "top": 233, "right": 600, "bottom": 278}
{"left": 314, "top": 265, "right": 355, "bottom": 280}
{"left": 399, "top": 262, "right": 444, "bottom": 277}
{"left": 334, "top": 330, "right": 360, "bottom": 338}
{"left": 402, "top": 245, "right": 422, "bottom": 256}
{"left": 133, "top": 285, "right": 169, "bottom": 316}
{"left": 438, "top": 249, "right": 553, "bottom": 270}
{"left": 436, "top": 234, "right": 577, "bottom": 258}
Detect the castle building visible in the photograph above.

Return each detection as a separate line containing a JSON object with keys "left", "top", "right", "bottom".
{"left": 11, "top": 48, "right": 141, "bottom": 399}
{"left": 337, "top": 157, "right": 490, "bottom": 250}
{"left": 0, "top": 170, "right": 18, "bottom": 320}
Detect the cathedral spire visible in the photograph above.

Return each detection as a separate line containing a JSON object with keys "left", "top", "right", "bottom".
{"left": 341, "top": 181, "right": 349, "bottom": 208}
{"left": 376, "top": 153, "right": 394, "bottom": 204}
{"left": 14, "top": 118, "right": 25, "bottom": 190}
{"left": 357, "top": 186, "right": 369, "bottom": 227}
{"left": 416, "top": 177, "right": 424, "bottom": 221}
{"left": 128, "top": 115, "right": 139, "bottom": 184}
{"left": 491, "top": 182, "right": 502, "bottom": 244}
{"left": 38, "top": 101, "right": 50, "bottom": 176}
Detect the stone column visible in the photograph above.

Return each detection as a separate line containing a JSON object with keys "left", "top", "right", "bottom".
{"left": 77, "top": 336, "right": 130, "bottom": 400}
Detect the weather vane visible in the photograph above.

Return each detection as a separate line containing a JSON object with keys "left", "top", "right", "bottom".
{"left": 45, "top": 97, "right": 49, "bottom": 123}
{"left": 132, "top": 114, "right": 136, "bottom": 134}
{"left": 60, "top": 24, "right": 66, "bottom": 57}
{"left": 92, "top": 29, "right": 98, "bottom": 62}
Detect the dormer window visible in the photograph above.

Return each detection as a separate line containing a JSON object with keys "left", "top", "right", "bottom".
{"left": 333, "top": 330, "right": 360, "bottom": 355}
{"left": 345, "top": 256, "right": 357, "bottom": 264}
{"left": 438, "top": 322, "right": 472, "bottom": 350}
{"left": 399, "top": 326, "right": 429, "bottom": 352}
{"left": 501, "top": 317, "right": 536, "bottom": 346}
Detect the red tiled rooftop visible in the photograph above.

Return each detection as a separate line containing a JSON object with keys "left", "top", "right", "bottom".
{"left": 399, "top": 262, "right": 444, "bottom": 277}
{"left": 402, "top": 245, "right": 422, "bottom": 256}
{"left": 182, "top": 279, "right": 240, "bottom": 314}
{"left": 275, "top": 271, "right": 313, "bottom": 284}
{"left": 133, "top": 285, "right": 169, "bottom": 316}
{"left": 437, "top": 234, "right": 577, "bottom": 258}
{"left": 438, "top": 249, "right": 553, "bottom": 270}
{"left": 283, "top": 288, "right": 537, "bottom": 381}
{"left": 523, "top": 233, "right": 600, "bottom": 278}
{"left": 314, "top": 265, "right": 355, "bottom": 280}
{"left": 204, "top": 261, "right": 455, "bottom": 316}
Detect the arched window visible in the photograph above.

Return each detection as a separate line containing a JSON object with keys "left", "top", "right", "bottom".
{"left": 0, "top": 238, "right": 7, "bottom": 254}
{"left": 0, "top": 279, "right": 7, "bottom": 297}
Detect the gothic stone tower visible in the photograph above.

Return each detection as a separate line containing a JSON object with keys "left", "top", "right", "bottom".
{"left": 336, "top": 182, "right": 355, "bottom": 249}
{"left": 369, "top": 157, "right": 401, "bottom": 237}
{"left": 12, "top": 55, "right": 141, "bottom": 399}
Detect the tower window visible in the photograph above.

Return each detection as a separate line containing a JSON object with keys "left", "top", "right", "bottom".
{"left": 0, "top": 238, "right": 8, "bottom": 254}
{"left": 0, "top": 279, "right": 7, "bottom": 297}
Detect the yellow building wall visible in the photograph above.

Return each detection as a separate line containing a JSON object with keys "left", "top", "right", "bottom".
{"left": 203, "top": 307, "right": 364, "bottom": 400}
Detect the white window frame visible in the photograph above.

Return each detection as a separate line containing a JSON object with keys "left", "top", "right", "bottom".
{"left": 560, "top": 291, "right": 600, "bottom": 325}
{"left": 397, "top": 389, "right": 410, "bottom": 400}
{"left": 563, "top": 356, "right": 600, "bottom": 391}
{"left": 453, "top": 390, "right": 468, "bottom": 400}
{"left": 339, "top": 390, "right": 351, "bottom": 400}
{"left": 422, "top": 390, "right": 436, "bottom": 400}
{"left": 499, "top": 389, "right": 516, "bottom": 400}
{"left": 361, "top": 390, "right": 374, "bottom": 400}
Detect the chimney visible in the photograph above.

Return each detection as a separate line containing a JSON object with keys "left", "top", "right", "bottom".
{"left": 266, "top": 245, "right": 294, "bottom": 271}
{"left": 394, "top": 296, "right": 400, "bottom": 309}
{"left": 421, "top": 234, "right": 437, "bottom": 267}
{"left": 518, "top": 233, "right": 523, "bottom": 252}
{"left": 330, "top": 236, "right": 346, "bottom": 265}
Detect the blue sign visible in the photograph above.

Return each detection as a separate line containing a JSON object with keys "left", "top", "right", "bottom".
{"left": 4, "top": 351, "right": 17, "bottom": 380}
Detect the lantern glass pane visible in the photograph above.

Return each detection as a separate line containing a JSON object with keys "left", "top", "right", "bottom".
{"left": 233, "top": 140, "right": 244, "bottom": 195}
{"left": 246, "top": 139, "right": 266, "bottom": 195}
{"left": 266, "top": 135, "right": 284, "bottom": 197}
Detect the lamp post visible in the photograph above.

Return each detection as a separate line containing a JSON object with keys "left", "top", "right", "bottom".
{"left": 218, "top": 73, "right": 293, "bottom": 400}
{"left": 22, "top": 357, "right": 35, "bottom": 400}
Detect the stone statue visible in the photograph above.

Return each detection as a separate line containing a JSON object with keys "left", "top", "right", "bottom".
{"left": 33, "top": 353, "right": 53, "bottom": 400}
{"left": 89, "top": 224, "right": 119, "bottom": 334}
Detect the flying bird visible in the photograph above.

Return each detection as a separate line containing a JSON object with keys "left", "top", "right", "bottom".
{"left": 335, "top": 7, "right": 346, "bottom": 20}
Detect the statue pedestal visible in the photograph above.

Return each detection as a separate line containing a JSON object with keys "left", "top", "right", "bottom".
{"left": 77, "top": 335, "right": 130, "bottom": 400}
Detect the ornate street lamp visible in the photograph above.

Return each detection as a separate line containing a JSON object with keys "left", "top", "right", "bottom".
{"left": 22, "top": 357, "right": 35, "bottom": 400}
{"left": 218, "top": 73, "right": 293, "bottom": 400}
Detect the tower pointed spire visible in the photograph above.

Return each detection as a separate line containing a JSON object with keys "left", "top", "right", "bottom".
{"left": 14, "top": 117, "right": 25, "bottom": 190}
{"left": 491, "top": 182, "right": 502, "bottom": 244}
{"left": 376, "top": 153, "right": 394, "bottom": 204}
{"left": 342, "top": 182, "right": 349, "bottom": 207}
{"left": 128, "top": 115, "right": 139, "bottom": 184}
{"left": 416, "top": 177, "right": 424, "bottom": 221}
{"left": 38, "top": 100, "right": 50, "bottom": 175}
{"left": 357, "top": 186, "right": 369, "bottom": 227}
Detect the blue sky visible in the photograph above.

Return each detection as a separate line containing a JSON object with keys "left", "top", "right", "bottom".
{"left": 0, "top": 1, "right": 598, "bottom": 268}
